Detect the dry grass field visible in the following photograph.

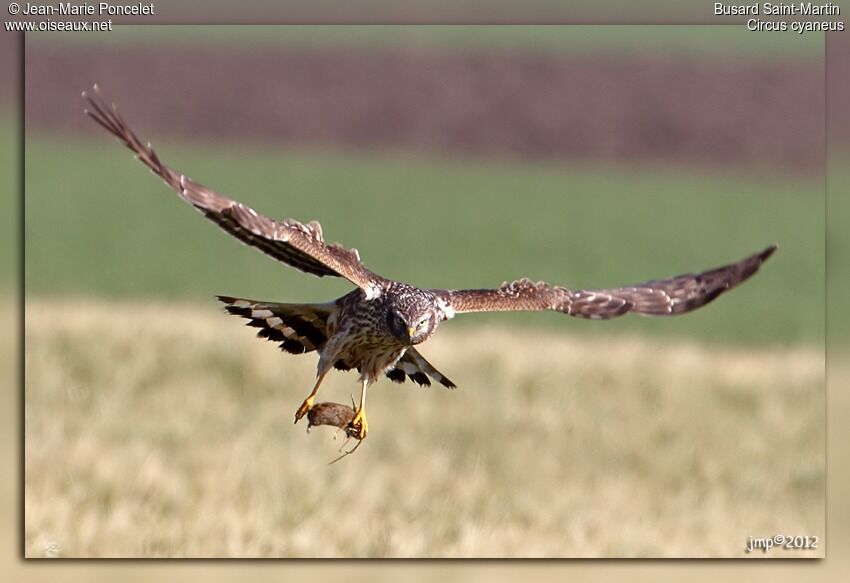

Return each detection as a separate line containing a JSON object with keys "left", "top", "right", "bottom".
{"left": 24, "top": 300, "right": 823, "bottom": 558}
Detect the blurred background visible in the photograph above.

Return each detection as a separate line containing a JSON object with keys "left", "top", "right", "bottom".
{"left": 25, "top": 25, "right": 824, "bottom": 345}
{"left": 22, "top": 25, "right": 825, "bottom": 558}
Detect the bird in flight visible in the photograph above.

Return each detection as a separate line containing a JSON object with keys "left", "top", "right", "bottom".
{"left": 83, "top": 85, "right": 776, "bottom": 445}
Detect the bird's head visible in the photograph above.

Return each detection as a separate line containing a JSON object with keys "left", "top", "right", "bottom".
{"left": 387, "top": 301, "right": 439, "bottom": 346}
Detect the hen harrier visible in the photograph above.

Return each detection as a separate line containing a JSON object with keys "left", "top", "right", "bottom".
{"left": 83, "top": 85, "right": 776, "bottom": 443}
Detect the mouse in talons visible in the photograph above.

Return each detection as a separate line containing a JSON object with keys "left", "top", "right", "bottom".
{"left": 305, "top": 400, "right": 366, "bottom": 462}
{"left": 306, "top": 401, "right": 357, "bottom": 434}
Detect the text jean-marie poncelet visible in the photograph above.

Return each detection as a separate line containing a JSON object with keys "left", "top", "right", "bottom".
{"left": 17, "top": 2, "right": 154, "bottom": 16}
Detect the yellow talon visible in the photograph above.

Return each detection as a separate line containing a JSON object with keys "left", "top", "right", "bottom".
{"left": 294, "top": 395, "right": 315, "bottom": 423}
{"left": 346, "top": 408, "right": 368, "bottom": 440}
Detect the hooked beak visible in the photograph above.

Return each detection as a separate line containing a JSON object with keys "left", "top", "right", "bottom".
{"left": 407, "top": 326, "right": 416, "bottom": 343}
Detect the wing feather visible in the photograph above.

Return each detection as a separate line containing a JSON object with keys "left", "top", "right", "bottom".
{"left": 386, "top": 348, "right": 456, "bottom": 389}
{"left": 442, "top": 245, "right": 776, "bottom": 320}
{"left": 83, "top": 85, "right": 382, "bottom": 295}
{"left": 217, "top": 295, "right": 333, "bottom": 354}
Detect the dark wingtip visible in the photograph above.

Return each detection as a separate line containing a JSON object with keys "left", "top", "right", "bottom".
{"left": 760, "top": 243, "right": 778, "bottom": 262}
{"left": 280, "top": 339, "right": 307, "bottom": 354}
{"left": 440, "top": 378, "right": 457, "bottom": 389}
{"left": 732, "top": 244, "right": 778, "bottom": 284}
{"left": 224, "top": 305, "right": 250, "bottom": 317}
{"left": 409, "top": 372, "right": 431, "bottom": 387}
{"left": 216, "top": 295, "right": 236, "bottom": 304}
{"left": 386, "top": 368, "right": 406, "bottom": 383}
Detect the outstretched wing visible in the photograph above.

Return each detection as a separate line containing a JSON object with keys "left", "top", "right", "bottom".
{"left": 83, "top": 85, "right": 383, "bottom": 298}
{"left": 440, "top": 245, "right": 776, "bottom": 320}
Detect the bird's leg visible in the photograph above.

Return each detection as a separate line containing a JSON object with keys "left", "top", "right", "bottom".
{"left": 294, "top": 370, "right": 328, "bottom": 424}
{"left": 345, "top": 379, "right": 369, "bottom": 441}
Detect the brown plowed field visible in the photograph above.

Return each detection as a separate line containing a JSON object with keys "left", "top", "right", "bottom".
{"left": 26, "top": 45, "right": 823, "bottom": 171}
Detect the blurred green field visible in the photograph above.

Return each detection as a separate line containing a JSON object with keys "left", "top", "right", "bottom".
{"left": 0, "top": 117, "right": 14, "bottom": 295}
{"left": 26, "top": 133, "right": 823, "bottom": 346}
{"left": 30, "top": 24, "right": 823, "bottom": 59}
{"left": 829, "top": 162, "right": 850, "bottom": 346}
{"left": 24, "top": 301, "right": 824, "bottom": 558}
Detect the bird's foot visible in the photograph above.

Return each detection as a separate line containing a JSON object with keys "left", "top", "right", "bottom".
{"left": 294, "top": 395, "right": 315, "bottom": 424}
{"left": 345, "top": 408, "right": 368, "bottom": 441}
